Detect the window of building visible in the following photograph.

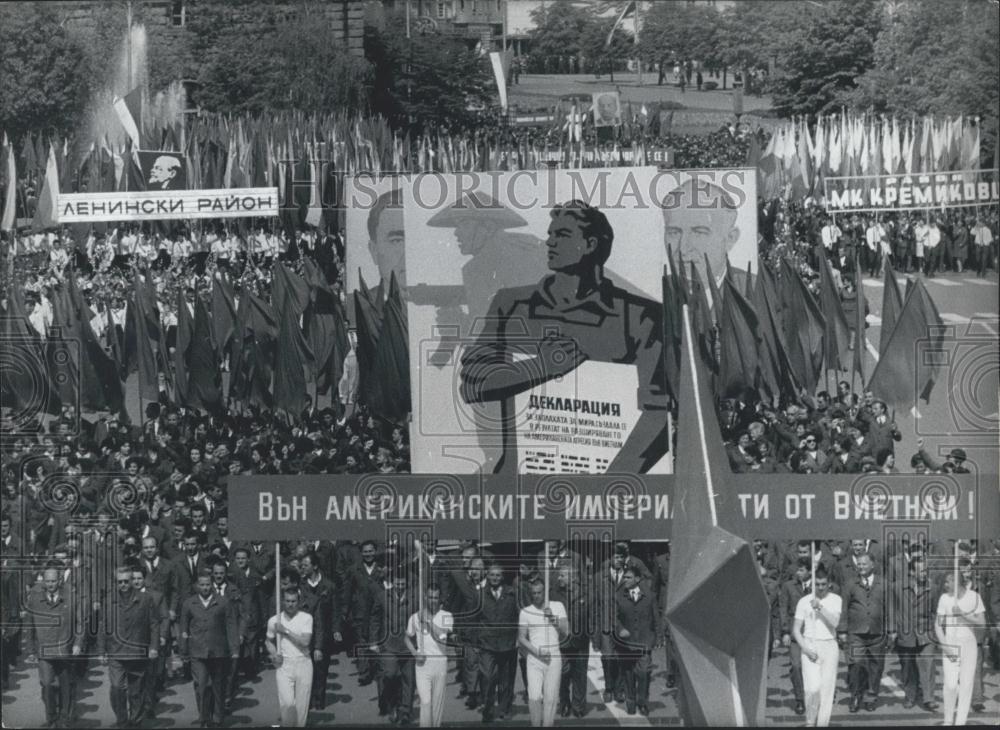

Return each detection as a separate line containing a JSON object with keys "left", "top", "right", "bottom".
{"left": 171, "top": 0, "right": 185, "bottom": 27}
{"left": 438, "top": 2, "right": 446, "bottom": 18}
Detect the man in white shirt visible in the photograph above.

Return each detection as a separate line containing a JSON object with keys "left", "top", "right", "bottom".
{"left": 518, "top": 580, "right": 568, "bottom": 727}
{"left": 27, "top": 298, "right": 49, "bottom": 338}
{"left": 970, "top": 216, "right": 994, "bottom": 277}
{"left": 924, "top": 218, "right": 942, "bottom": 277}
{"left": 266, "top": 587, "right": 314, "bottom": 727}
{"left": 820, "top": 217, "right": 842, "bottom": 262}
{"left": 792, "top": 567, "right": 843, "bottom": 727}
{"left": 864, "top": 220, "right": 886, "bottom": 277}
{"left": 405, "top": 584, "right": 453, "bottom": 727}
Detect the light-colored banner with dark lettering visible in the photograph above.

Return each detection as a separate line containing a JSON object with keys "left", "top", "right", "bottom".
{"left": 824, "top": 169, "right": 999, "bottom": 213}
{"left": 56, "top": 187, "right": 280, "bottom": 222}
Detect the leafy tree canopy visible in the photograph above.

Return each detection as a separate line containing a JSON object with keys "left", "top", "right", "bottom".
{"left": 365, "top": 9, "right": 495, "bottom": 134}
{"left": 0, "top": 4, "right": 92, "bottom": 139}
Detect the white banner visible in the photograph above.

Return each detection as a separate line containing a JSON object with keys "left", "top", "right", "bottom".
{"left": 56, "top": 187, "right": 280, "bottom": 222}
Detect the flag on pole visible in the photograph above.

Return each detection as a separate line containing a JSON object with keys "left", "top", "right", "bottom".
{"left": 32, "top": 143, "right": 60, "bottom": 230}
{"left": 113, "top": 88, "right": 144, "bottom": 150}
{"left": 606, "top": 1, "right": 637, "bottom": 47}
{"left": 866, "top": 278, "right": 944, "bottom": 409}
{"left": 489, "top": 51, "right": 512, "bottom": 113}
{"left": 1, "top": 134, "right": 16, "bottom": 231}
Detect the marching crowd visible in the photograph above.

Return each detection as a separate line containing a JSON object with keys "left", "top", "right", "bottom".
{"left": 0, "top": 152, "right": 998, "bottom": 729}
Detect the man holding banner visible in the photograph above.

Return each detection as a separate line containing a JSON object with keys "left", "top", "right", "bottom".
{"left": 266, "top": 586, "right": 314, "bottom": 727}
{"left": 792, "top": 566, "right": 842, "bottom": 727}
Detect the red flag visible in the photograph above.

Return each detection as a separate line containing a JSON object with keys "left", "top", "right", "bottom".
{"left": 853, "top": 251, "right": 866, "bottom": 383}
{"left": 49, "top": 275, "right": 124, "bottom": 414}
{"left": 866, "top": 278, "right": 944, "bottom": 409}
{"left": 717, "top": 279, "right": 760, "bottom": 399}
{"left": 272, "top": 264, "right": 314, "bottom": 416}
{"left": 211, "top": 274, "right": 237, "bottom": 353}
{"left": 879, "top": 256, "right": 904, "bottom": 357}
{"left": 173, "top": 290, "right": 193, "bottom": 406}
{"left": 814, "top": 244, "right": 851, "bottom": 372}
{"left": 779, "top": 259, "right": 825, "bottom": 394}
{"left": 185, "top": 296, "right": 222, "bottom": 413}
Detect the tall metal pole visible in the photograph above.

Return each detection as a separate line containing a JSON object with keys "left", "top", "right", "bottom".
{"left": 126, "top": 0, "right": 133, "bottom": 90}
{"left": 635, "top": 0, "right": 643, "bottom": 87}
{"left": 502, "top": 0, "right": 508, "bottom": 51}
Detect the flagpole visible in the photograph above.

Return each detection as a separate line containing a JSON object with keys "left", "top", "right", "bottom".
{"left": 810, "top": 541, "right": 816, "bottom": 595}
{"left": 543, "top": 541, "right": 550, "bottom": 608}
{"left": 275, "top": 542, "right": 282, "bottom": 655}
{"left": 635, "top": 1, "right": 643, "bottom": 87}
{"left": 953, "top": 541, "right": 959, "bottom": 599}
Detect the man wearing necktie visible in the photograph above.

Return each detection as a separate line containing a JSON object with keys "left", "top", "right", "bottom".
{"left": 26, "top": 568, "right": 84, "bottom": 728}
{"left": 613, "top": 567, "right": 662, "bottom": 716}
{"left": 837, "top": 553, "right": 887, "bottom": 713}
{"left": 779, "top": 558, "right": 814, "bottom": 715}
{"left": 475, "top": 564, "right": 519, "bottom": 722}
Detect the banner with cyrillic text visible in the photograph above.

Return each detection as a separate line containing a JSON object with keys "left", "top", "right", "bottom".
{"left": 824, "top": 169, "right": 999, "bottom": 213}
{"left": 55, "top": 187, "right": 280, "bottom": 222}
{"left": 228, "top": 473, "right": 996, "bottom": 542}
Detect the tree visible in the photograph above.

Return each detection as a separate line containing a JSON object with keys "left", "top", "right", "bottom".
{"left": 189, "top": 0, "right": 370, "bottom": 115}
{"left": 766, "top": 0, "right": 882, "bottom": 118}
{"left": 847, "top": 0, "right": 999, "bottom": 162}
{"left": 0, "top": 4, "right": 92, "bottom": 139}
{"left": 365, "top": 10, "right": 494, "bottom": 133}
{"left": 526, "top": 0, "right": 596, "bottom": 72}
{"left": 639, "top": 1, "right": 717, "bottom": 71}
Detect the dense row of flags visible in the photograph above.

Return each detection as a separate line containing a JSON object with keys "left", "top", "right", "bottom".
{"left": 3, "top": 108, "right": 994, "bottom": 234}
{"left": 0, "top": 243, "right": 945, "bottom": 424}
{"left": 661, "top": 245, "right": 943, "bottom": 414}
{"left": 747, "top": 111, "right": 992, "bottom": 200}
{"left": 0, "top": 258, "right": 357, "bottom": 422}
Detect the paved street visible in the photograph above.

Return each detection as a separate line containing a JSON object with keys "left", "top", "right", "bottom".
{"left": 3, "top": 642, "right": 997, "bottom": 727}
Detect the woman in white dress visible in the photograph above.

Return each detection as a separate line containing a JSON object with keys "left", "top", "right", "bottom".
{"left": 934, "top": 564, "right": 986, "bottom": 726}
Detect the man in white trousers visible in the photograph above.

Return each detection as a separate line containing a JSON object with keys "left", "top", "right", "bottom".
{"left": 518, "top": 580, "right": 568, "bottom": 727}
{"left": 405, "top": 584, "right": 453, "bottom": 727}
{"left": 266, "top": 587, "right": 314, "bottom": 727}
{"left": 792, "top": 567, "right": 843, "bottom": 727}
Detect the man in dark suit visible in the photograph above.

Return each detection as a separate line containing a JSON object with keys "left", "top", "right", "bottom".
{"left": 26, "top": 567, "right": 85, "bottom": 728}
{"left": 179, "top": 571, "right": 239, "bottom": 728}
{"left": 556, "top": 568, "right": 592, "bottom": 718}
{"left": 229, "top": 547, "right": 264, "bottom": 679}
{"left": 595, "top": 548, "right": 627, "bottom": 703}
{"left": 99, "top": 566, "right": 161, "bottom": 728}
{"left": 131, "top": 563, "right": 171, "bottom": 720}
{"left": 209, "top": 560, "right": 253, "bottom": 711}
{"left": 614, "top": 566, "right": 662, "bottom": 716}
{"left": 889, "top": 555, "right": 939, "bottom": 710}
{"left": 369, "top": 570, "right": 415, "bottom": 726}
{"left": 299, "top": 550, "right": 342, "bottom": 711}
{"left": 837, "top": 553, "right": 888, "bottom": 712}
{"left": 1, "top": 514, "right": 24, "bottom": 691}
{"left": 347, "top": 540, "right": 384, "bottom": 686}
{"left": 476, "top": 563, "right": 519, "bottom": 722}
{"left": 651, "top": 548, "right": 679, "bottom": 689}
{"left": 175, "top": 532, "right": 208, "bottom": 597}
{"left": 779, "top": 558, "right": 813, "bottom": 715}
{"left": 449, "top": 556, "right": 486, "bottom": 708}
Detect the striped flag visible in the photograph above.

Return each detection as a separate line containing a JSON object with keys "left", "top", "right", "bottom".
{"left": 32, "top": 143, "right": 60, "bottom": 230}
